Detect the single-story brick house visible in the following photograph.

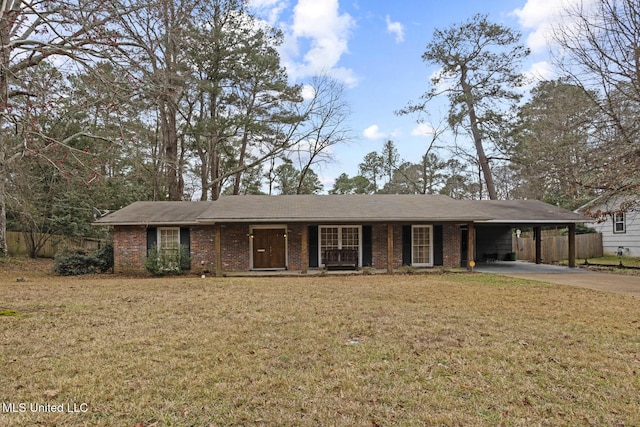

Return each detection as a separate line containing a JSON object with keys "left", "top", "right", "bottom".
{"left": 94, "top": 194, "right": 589, "bottom": 274}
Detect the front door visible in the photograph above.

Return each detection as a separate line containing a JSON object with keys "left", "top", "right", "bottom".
{"left": 252, "top": 228, "right": 286, "bottom": 269}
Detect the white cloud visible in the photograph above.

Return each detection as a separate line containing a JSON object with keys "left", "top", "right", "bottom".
{"left": 363, "top": 125, "right": 386, "bottom": 140}
{"left": 248, "top": 0, "right": 287, "bottom": 26}
{"left": 385, "top": 15, "right": 404, "bottom": 43}
{"left": 511, "top": 0, "right": 562, "bottom": 53}
{"left": 524, "top": 60, "right": 555, "bottom": 83}
{"left": 282, "top": 0, "right": 357, "bottom": 86}
{"left": 411, "top": 123, "right": 435, "bottom": 138}
{"left": 300, "top": 84, "right": 316, "bottom": 100}
{"left": 248, "top": 0, "right": 357, "bottom": 87}
{"left": 511, "top": 0, "right": 596, "bottom": 54}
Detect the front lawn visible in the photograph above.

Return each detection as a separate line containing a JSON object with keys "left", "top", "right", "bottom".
{"left": 0, "top": 272, "right": 639, "bottom": 426}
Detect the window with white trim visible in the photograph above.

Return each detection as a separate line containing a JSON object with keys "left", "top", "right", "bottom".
{"left": 412, "top": 225, "right": 433, "bottom": 266}
{"left": 613, "top": 212, "right": 626, "bottom": 234}
{"left": 319, "top": 226, "right": 360, "bottom": 265}
{"left": 158, "top": 227, "right": 180, "bottom": 268}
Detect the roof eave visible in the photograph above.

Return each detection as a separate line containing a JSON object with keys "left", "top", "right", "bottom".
{"left": 197, "top": 217, "right": 493, "bottom": 223}
{"left": 93, "top": 221, "right": 204, "bottom": 226}
{"left": 477, "top": 219, "right": 591, "bottom": 224}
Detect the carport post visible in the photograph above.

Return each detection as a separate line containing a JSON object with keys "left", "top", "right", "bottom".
{"left": 534, "top": 226, "right": 542, "bottom": 264}
{"left": 215, "top": 224, "right": 223, "bottom": 276}
{"left": 467, "top": 222, "right": 475, "bottom": 271}
{"left": 568, "top": 223, "right": 576, "bottom": 268}
{"left": 301, "top": 225, "right": 308, "bottom": 274}
{"left": 387, "top": 224, "right": 394, "bottom": 274}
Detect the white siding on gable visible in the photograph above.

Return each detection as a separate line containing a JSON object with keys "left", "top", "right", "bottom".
{"left": 588, "top": 205, "right": 640, "bottom": 257}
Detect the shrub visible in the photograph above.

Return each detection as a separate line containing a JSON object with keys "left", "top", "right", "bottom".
{"left": 95, "top": 242, "right": 114, "bottom": 272}
{"left": 145, "top": 244, "right": 191, "bottom": 276}
{"left": 54, "top": 249, "right": 106, "bottom": 276}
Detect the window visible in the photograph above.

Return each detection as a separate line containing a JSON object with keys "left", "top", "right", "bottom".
{"left": 158, "top": 227, "right": 180, "bottom": 269}
{"left": 412, "top": 225, "right": 433, "bottom": 266}
{"left": 613, "top": 212, "right": 626, "bottom": 234}
{"left": 319, "top": 226, "right": 360, "bottom": 265}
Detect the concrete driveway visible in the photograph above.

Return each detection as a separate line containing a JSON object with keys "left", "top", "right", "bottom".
{"left": 474, "top": 261, "right": 640, "bottom": 298}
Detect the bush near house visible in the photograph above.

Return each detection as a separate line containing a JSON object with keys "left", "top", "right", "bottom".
{"left": 144, "top": 244, "right": 191, "bottom": 275}
{"left": 53, "top": 243, "right": 113, "bottom": 275}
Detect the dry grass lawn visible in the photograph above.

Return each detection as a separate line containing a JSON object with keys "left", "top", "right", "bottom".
{"left": 1, "top": 261, "right": 639, "bottom": 426}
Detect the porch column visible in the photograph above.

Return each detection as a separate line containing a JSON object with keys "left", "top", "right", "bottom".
{"left": 568, "top": 223, "right": 576, "bottom": 268}
{"left": 387, "top": 224, "right": 394, "bottom": 274}
{"left": 215, "top": 224, "right": 222, "bottom": 276}
{"left": 534, "top": 226, "right": 542, "bottom": 264}
{"left": 301, "top": 225, "right": 308, "bottom": 274}
{"left": 467, "top": 222, "right": 475, "bottom": 271}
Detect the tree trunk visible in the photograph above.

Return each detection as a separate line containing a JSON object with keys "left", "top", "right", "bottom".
{"left": 0, "top": 176, "right": 7, "bottom": 257}
{"left": 0, "top": 10, "right": 12, "bottom": 256}
{"left": 461, "top": 74, "right": 498, "bottom": 200}
{"left": 159, "top": 102, "right": 181, "bottom": 201}
{"left": 233, "top": 132, "right": 250, "bottom": 195}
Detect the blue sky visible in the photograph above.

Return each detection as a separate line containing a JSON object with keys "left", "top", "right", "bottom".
{"left": 248, "top": 0, "right": 571, "bottom": 190}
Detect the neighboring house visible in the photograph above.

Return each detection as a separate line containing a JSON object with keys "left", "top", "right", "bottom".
{"left": 577, "top": 195, "right": 640, "bottom": 257}
{"left": 95, "top": 194, "right": 588, "bottom": 274}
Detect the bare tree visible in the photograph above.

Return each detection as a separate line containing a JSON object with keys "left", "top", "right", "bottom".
{"left": 0, "top": 0, "right": 121, "bottom": 255}
{"left": 288, "top": 74, "right": 351, "bottom": 195}
{"left": 551, "top": 0, "right": 640, "bottom": 208}
{"left": 104, "top": 0, "right": 200, "bottom": 200}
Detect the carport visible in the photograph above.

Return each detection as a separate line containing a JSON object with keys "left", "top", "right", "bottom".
{"left": 464, "top": 200, "right": 590, "bottom": 268}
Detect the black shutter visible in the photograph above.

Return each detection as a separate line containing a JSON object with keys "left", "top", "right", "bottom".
{"left": 402, "top": 225, "right": 412, "bottom": 265}
{"left": 308, "top": 225, "right": 319, "bottom": 268}
{"left": 433, "top": 225, "right": 443, "bottom": 266}
{"left": 180, "top": 227, "right": 191, "bottom": 270}
{"left": 146, "top": 227, "right": 157, "bottom": 256}
{"left": 362, "top": 225, "right": 372, "bottom": 267}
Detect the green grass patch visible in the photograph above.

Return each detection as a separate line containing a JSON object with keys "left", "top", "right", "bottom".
{"left": 0, "top": 309, "right": 21, "bottom": 317}
{"left": 583, "top": 255, "right": 640, "bottom": 267}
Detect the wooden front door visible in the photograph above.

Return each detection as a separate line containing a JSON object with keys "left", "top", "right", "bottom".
{"left": 252, "top": 228, "right": 286, "bottom": 269}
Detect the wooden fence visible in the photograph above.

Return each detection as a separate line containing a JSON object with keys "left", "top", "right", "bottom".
{"left": 6, "top": 231, "right": 104, "bottom": 258}
{"left": 513, "top": 233, "right": 603, "bottom": 263}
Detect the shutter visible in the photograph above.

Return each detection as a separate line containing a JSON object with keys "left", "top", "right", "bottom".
{"left": 402, "top": 225, "right": 412, "bottom": 265}
{"left": 180, "top": 227, "right": 191, "bottom": 270}
{"left": 146, "top": 227, "right": 157, "bottom": 256}
{"left": 362, "top": 225, "right": 372, "bottom": 267}
{"left": 308, "top": 225, "right": 319, "bottom": 268}
{"left": 433, "top": 225, "right": 443, "bottom": 266}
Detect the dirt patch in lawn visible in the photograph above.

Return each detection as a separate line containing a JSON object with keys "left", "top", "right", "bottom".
{"left": 1, "top": 270, "right": 639, "bottom": 426}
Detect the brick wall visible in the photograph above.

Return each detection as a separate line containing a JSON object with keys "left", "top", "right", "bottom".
{"left": 393, "top": 225, "right": 404, "bottom": 269}
{"left": 371, "top": 224, "right": 388, "bottom": 269}
{"left": 220, "top": 224, "right": 250, "bottom": 271}
{"left": 113, "top": 225, "right": 147, "bottom": 273}
{"left": 113, "top": 222, "right": 465, "bottom": 274}
{"left": 190, "top": 226, "right": 216, "bottom": 273}
{"left": 442, "top": 223, "right": 461, "bottom": 268}
{"left": 287, "top": 224, "right": 303, "bottom": 271}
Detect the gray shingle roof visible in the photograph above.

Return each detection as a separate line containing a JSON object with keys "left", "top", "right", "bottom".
{"left": 94, "top": 195, "right": 589, "bottom": 226}
{"left": 466, "top": 200, "right": 590, "bottom": 224}
{"left": 196, "top": 194, "right": 490, "bottom": 223}
{"left": 94, "top": 201, "right": 214, "bottom": 225}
